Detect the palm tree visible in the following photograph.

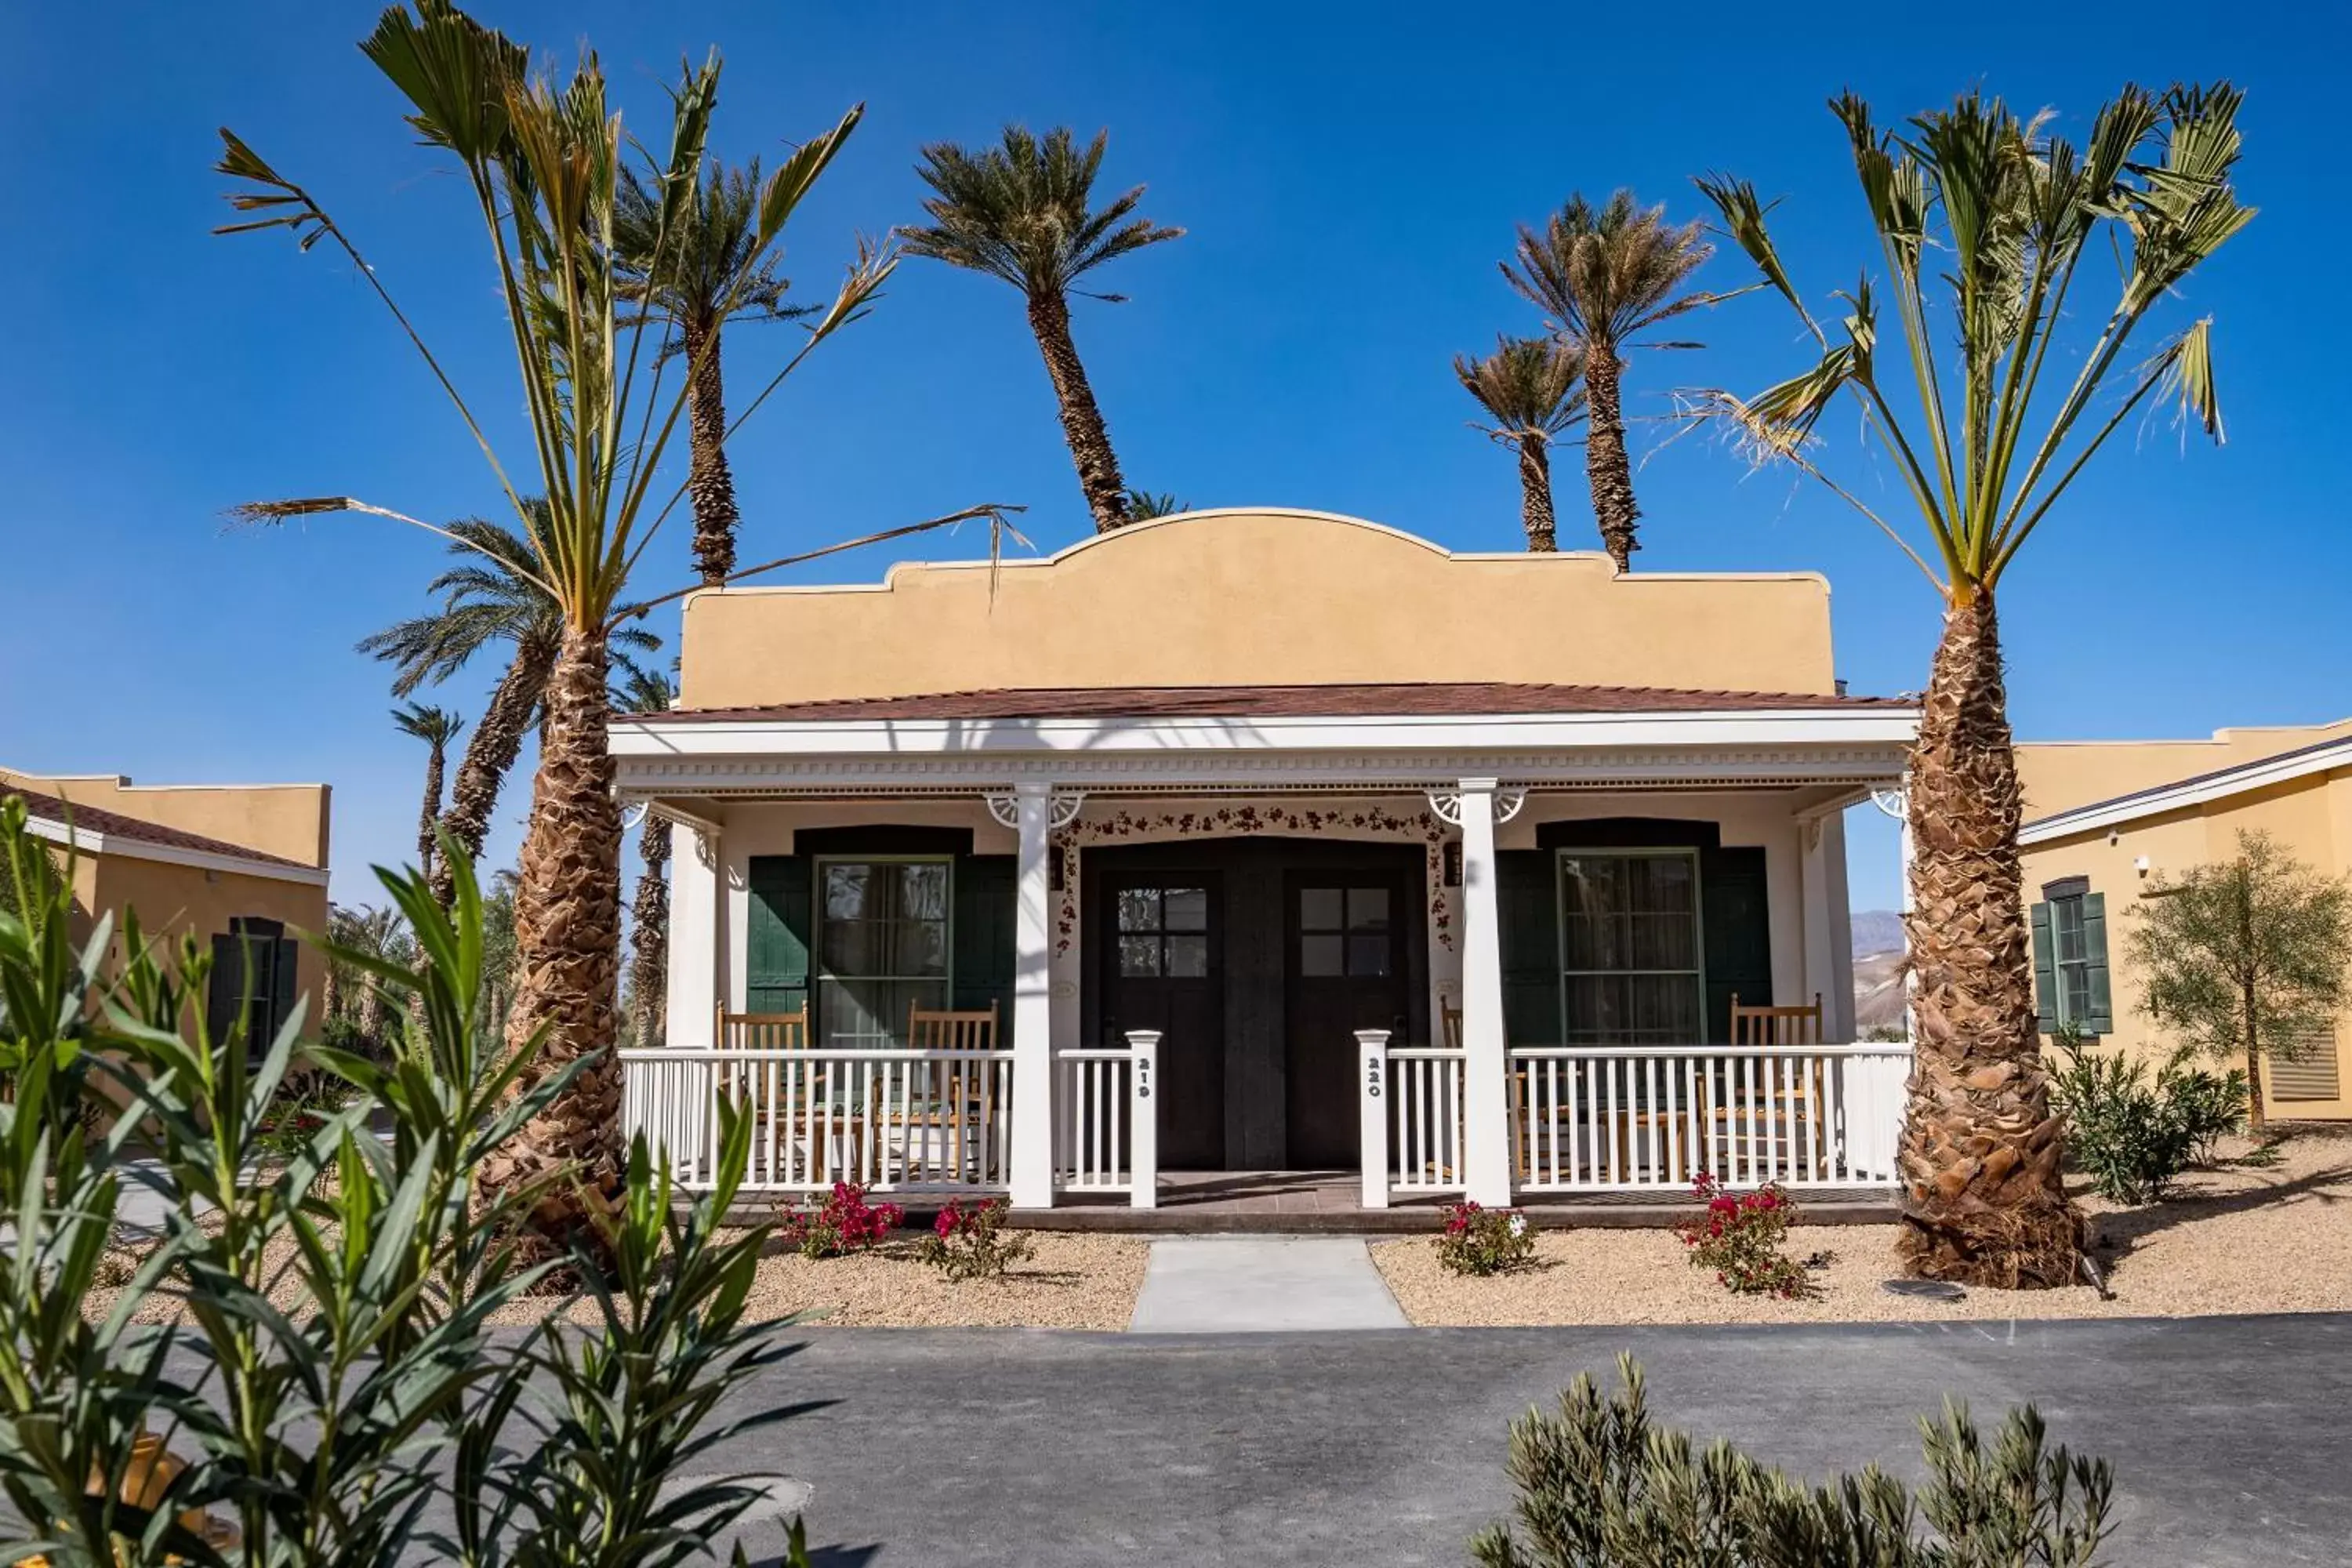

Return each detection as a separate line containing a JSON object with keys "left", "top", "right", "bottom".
{"left": 329, "top": 903, "right": 413, "bottom": 1055}
{"left": 1454, "top": 336, "right": 1587, "bottom": 552}
{"left": 359, "top": 512, "right": 658, "bottom": 909}
{"left": 1694, "top": 85, "right": 2249, "bottom": 1286}
{"left": 1502, "top": 191, "right": 1720, "bottom": 570}
{"left": 390, "top": 702, "right": 464, "bottom": 886}
{"left": 615, "top": 158, "right": 806, "bottom": 587}
{"left": 904, "top": 127, "right": 1181, "bottom": 533}
{"left": 220, "top": 7, "right": 892, "bottom": 1258}
{"left": 1123, "top": 488, "right": 1188, "bottom": 521}
{"left": 613, "top": 665, "right": 675, "bottom": 1050}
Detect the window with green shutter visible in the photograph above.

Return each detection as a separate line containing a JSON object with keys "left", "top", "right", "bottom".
{"left": 2031, "top": 878, "right": 2111, "bottom": 1036}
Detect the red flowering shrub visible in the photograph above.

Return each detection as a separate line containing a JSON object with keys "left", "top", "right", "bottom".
{"left": 780, "top": 1181, "right": 904, "bottom": 1260}
{"left": 1436, "top": 1200, "right": 1537, "bottom": 1276}
{"left": 918, "top": 1196, "right": 1033, "bottom": 1280}
{"left": 1675, "top": 1174, "right": 1812, "bottom": 1298}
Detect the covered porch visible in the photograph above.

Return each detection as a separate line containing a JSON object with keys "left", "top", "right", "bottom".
{"left": 611, "top": 681, "right": 1918, "bottom": 1214}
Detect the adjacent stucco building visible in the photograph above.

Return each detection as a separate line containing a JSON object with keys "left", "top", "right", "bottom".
{"left": 2017, "top": 720, "right": 2352, "bottom": 1120}
{"left": 3, "top": 765, "right": 332, "bottom": 1044}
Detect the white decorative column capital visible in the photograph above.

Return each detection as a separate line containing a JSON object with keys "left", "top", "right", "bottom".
{"left": 987, "top": 787, "right": 1084, "bottom": 831}
{"left": 1426, "top": 781, "right": 1524, "bottom": 829}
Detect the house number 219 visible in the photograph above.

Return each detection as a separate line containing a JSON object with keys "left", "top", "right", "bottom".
{"left": 1134, "top": 1060, "right": 1152, "bottom": 1099}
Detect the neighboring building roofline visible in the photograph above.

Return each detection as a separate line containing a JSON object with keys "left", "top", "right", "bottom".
{"left": 2020, "top": 731, "right": 2352, "bottom": 845}
{"left": 9, "top": 786, "right": 331, "bottom": 887}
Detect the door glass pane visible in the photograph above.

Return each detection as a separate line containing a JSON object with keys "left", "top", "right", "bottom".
{"left": 1119, "top": 935, "right": 1162, "bottom": 978}
{"left": 1165, "top": 935, "right": 1209, "bottom": 978}
{"left": 1163, "top": 888, "right": 1207, "bottom": 932}
{"left": 1347, "top": 887, "right": 1390, "bottom": 931}
{"left": 1301, "top": 934, "right": 1345, "bottom": 976}
{"left": 1346, "top": 935, "right": 1391, "bottom": 978}
{"left": 817, "top": 859, "right": 951, "bottom": 1047}
{"left": 1118, "top": 888, "right": 1162, "bottom": 933}
{"left": 1300, "top": 888, "right": 1344, "bottom": 931}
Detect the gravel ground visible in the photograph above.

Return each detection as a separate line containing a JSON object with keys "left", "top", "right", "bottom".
{"left": 1375, "top": 1127, "right": 2352, "bottom": 1327}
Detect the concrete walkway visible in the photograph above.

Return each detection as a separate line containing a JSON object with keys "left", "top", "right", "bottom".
{"left": 1128, "top": 1236, "right": 1408, "bottom": 1332}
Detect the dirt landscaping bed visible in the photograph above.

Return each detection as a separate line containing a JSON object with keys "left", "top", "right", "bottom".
{"left": 1374, "top": 1127, "right": 2352, "bottom": 1327}
{"left": 673, "top": 1232, "right": 1149, "bottom": 1330}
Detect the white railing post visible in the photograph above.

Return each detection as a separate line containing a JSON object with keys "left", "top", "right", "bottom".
{"left": 1125, "top": 1030, "right": 1160, "bottom": 1209}
{"left": 1357, "top": 1029, "right": 1392, "bottom": 1209}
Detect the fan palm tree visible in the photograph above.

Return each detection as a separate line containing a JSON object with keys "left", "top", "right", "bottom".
{"left": 614, "top": 665, "right": 675, "bottom": 1050}
{"left": 904, "top": 126, "right": 1181, "bottom": 533}
{"left": 1454, "top": 336, "right": 1588, "bottom": 552}
{"left": 1123, "top": 488, "right": 1188, "bottom": 521}
{"left": 1693, "top": 85, "right": 2250, "bottom": 1286}
{"left": 360, "top": 512, "right": 659, "bottom": 909}
{"left": 615, "top": 158, "right": 809, "bottom": 586}
{"left": 390, "top": 702, "right": 464, "bottom": 887}
{"left": 1502, "top": 191, "right": 1721, "bottom": 570}
{"left": 219, "top": 6, "right": 895, "bottom": 1259}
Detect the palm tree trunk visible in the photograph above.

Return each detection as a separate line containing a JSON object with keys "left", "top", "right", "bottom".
{"left": 1516, "top": 435, "right": 1557, "bottom": 552}
{"left": 482, "top": 624, "right": 624, "bottom": 1263}
{"left": 628, "top": 818, "right": 672, "bottom": 1049}
{"left": 1896, "top": 590, "right": 2080, "bottom": 1287}
{"left": 1581, "top": 341, "right": 1641, "bottom": 572}
{"left": 1024, "top": 288, "right": 1131, "bottom": 533}
{"left": 684, "top": 320, "right": 741, "bottom": 586}
{"left": 432, "top": 632, "right": 558, "bottom": 908}
{"left": 416, "top": 742, "right": 447, "bottom": 885}
{"left": 357, "top": 980, "right": 386, "bottom": 1057}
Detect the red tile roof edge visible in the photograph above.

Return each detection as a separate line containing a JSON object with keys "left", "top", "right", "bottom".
{"left": 631, "top": 681, "right": 1913, "bottom": 726}
{"left": 8, "top": 786, "right": 314, "bottom": 869}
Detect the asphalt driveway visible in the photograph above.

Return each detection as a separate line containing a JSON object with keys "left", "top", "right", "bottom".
{"left": 717, "top": 1313, "right": 2351, "bottom": 1567}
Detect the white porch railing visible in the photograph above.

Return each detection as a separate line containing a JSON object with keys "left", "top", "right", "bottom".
{"left": 1508, "top": 1044, "right": 1911, "bottom": 1192}
{"left": 1357, "top": 1033, "right": 1468, "bottom": 1207}
{"left": 1357, "top": 1035, "right": 1911, "bottom": 1205}
{"left": 1053, "top": 1032, "right": 1160, "bottom": 1207}
{"left": 619, "top": 1047, "right": 1014, "bottom": 1193}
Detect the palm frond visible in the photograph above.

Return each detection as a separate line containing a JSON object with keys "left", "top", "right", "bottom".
{"left": 902, "top": 125, "right": 1181, "bottom": 297}
{"left": 1454, "top": 336, "right": 1587, "bottom": 444}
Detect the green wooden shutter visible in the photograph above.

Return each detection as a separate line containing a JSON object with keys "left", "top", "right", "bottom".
{"left": 205, "top": 933, "right": 245, "bottom": 1045}
{"left": 271, "top": 936, "right": 300, "bottom": 1041}
{"left": 2029, "top": 902, "right": 2056, "bottom": 1033}
{"left": 1699, "top": 847, "right": 1771, "bottom": 1044}
{"left": 744, "top": 856, "right": 811, "bottom": 1014}
{"left": 2081, "top": 892, "right": 2113, "bottom": 1035}
{"left": 953, "top": 855, "right": 1018, "bottom": 1035}
{"left": 1496, "top": 851, "right": 1561, "bottom": 1046}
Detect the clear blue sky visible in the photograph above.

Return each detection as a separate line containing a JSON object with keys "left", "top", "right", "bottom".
{"left": 4, "top": 3, "right": 2342, "bottom": 913}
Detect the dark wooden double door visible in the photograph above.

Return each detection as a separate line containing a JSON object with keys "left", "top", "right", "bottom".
{"left": 1089, "top": 839, "right": 1422, "bottom": 1170}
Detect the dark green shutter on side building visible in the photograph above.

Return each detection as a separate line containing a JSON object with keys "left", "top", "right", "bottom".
{"left": 745, "top": 856, "right": 811, "bottom": 1014}
{"left": 2081, "top": 891, "right": 2113, "bottom": 1034}
{"left": 2029, "top": 902, "right": 2056, "bottom": 1032}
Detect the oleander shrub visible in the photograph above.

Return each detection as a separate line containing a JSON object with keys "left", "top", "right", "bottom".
{"left": 1675, "top": 1174, "right": 1811, "bottom": 1298}
{"left": 920, "top": 1196, "right": 1033, "bottom": 1280}
{"left": 2049, "top": 1027, "right": 2247, "bottom": 1203}
{"left": 781, "top": 1181, "right": 905, "bottom": 1259}
{"left": 1436, "top": 1200, "right": 1538, "bottom": 1276}
{"left": 1471, "top": 1356, "right": 2114, "bottom": 1566}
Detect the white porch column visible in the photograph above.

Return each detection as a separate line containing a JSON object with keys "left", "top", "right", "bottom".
{"left": 1455, "top": 779, "right": 1514, "bottom": 1207}
{"left": 1009, "top": 781, "right": 1057, "bottom": 1208}
{"left": 664, "top": 821, "right": 720, "bottom": 1051}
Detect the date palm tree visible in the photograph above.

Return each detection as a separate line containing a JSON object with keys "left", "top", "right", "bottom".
{"left": 390, "top": 702, "right": 464, "bottom": 887}
{"left": 219, "top": 5, "right": 895, "bottom": 1260}
{"left": 614, "top": 666, "right": 675, "bottom": 1049}
{"left": 904, "top": 126, "right": 1181, "bottom": 532}
{"left": 361, "top": 512, "right": 659, "bottom": 909}
{"left": 615, "top": 158, "right": 808, "bottom": 587}
{"left": 1123, "top": 488, "right": 1188, "bottom": 521}
{"left": 1502, "top": 191, "right": 1720, "bottom": 570}
{"left": 1455, "top": 336, "right": 1587, "bottom": 552}
{"left": 1693, "top": 85, "right": 2250, "bottom": 1286}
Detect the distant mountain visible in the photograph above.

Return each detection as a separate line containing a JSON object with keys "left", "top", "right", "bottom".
{"left": 1850, "top": 909, "right": 1905, "bottom": 958}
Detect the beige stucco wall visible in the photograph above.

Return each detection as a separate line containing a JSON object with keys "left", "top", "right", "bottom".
{"left": 678, "top": 511, "right": 1843, "bottom": 708}
{"left": 2017, "top": 718, "right": 2352, "bottom": 822}
{"left": 2, "top": 766, "right": 331, "bottom": 868}
{"left": 85, "top": 854, "right": 331, "bottom": 1030}
{"left": 2020, "top": 762, "right": 2352, "bottom": 1120}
